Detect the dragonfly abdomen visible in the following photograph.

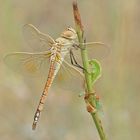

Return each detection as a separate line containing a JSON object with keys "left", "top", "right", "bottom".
{"left": 32, "top": 58, "right": 61, "bottom": 130}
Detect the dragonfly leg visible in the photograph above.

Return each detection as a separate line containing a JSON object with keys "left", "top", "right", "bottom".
{"left": 72, "top": 43, "right": 79, "bottom": 50}
{"left": 72, "top": 38, "right": 89, "bottom": 51}
{"left": 70, "top": 50, "right": 92, "bottom": 75}
{"left": 70, "top": 49, "right": 85, "bottom": 71}
{"left": 72, "top": 43, "right": 86, "bottom": 50}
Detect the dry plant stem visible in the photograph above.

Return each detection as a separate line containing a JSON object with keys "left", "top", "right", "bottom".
{"left": 73, "top": 1, "right": 107, "bottom": 140}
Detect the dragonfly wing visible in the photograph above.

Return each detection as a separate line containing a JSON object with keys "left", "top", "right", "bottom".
{"left": 4, "top": 51, "right": 85, "bottom": 93}
{"left": 85, "top": 42, "right": 110, "bottom": 60}
{"left": 4, "top": 51, "right": 51, "bottom": 77}
{"left": 71, "top": 42, "right": 110, "bottom": 65}
{"left": 23, "top": 24, "right": 55, "bottom": 51}
{"left": 53, "top": 60, "right": 85, "bottom": 94}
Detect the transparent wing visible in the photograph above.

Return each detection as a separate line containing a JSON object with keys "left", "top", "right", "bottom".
{"left": 84, "top": 42, "right": 110, "bottom": 60}
{"left": 23, "top": 24, "right": 55, "bottom": 52}
{"left": 53, "top": 60, "right": 85, "bottom": 94}
{"left": 4, "top": 51, "right": 85, "bottom": 93}
{"left": 65, "top": 42, "right": 110, "bottom": 65}
{"left": 4, "top": 51, "right": 51, "bottom": 76}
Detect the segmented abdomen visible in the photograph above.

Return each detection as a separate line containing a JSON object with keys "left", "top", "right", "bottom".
{"left": 32, "top": 58, "right": 61, "bottom": 130}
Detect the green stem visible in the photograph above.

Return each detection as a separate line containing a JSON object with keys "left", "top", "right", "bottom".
{"left": 73, "top": 1, "right": 107, "bottom": 140}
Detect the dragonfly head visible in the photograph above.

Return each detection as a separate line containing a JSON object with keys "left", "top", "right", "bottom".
{"left": 61, "top": 27, "right": 77, "bottom": 40}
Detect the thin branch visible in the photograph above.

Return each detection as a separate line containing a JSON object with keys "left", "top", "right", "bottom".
{"left": 72, "top": 1, "right": 107, "bottom": 140}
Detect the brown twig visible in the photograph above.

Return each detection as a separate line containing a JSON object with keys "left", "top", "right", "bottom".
{"left": 73, "top": 1, "right": 84, "bottom": 32}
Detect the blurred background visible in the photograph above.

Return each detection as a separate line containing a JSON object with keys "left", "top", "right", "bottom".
{"left": 0, "top": 0, "right": 140, "bottom": 140}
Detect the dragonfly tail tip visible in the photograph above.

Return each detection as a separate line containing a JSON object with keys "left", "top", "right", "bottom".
{"left": 32, "top": 123, "right": 37, "bottom": 130}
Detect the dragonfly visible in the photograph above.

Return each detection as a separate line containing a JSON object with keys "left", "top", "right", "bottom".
{"left": 4, "top": 24, "right": 109, "bottom": 130}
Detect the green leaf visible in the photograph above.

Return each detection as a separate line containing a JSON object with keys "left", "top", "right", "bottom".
{"left": 89, "top": 59, "right": 102, "bottom": 85}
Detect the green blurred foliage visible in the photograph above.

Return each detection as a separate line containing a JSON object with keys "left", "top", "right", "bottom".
{"left": 0, "top": 0, "right": 140, "bottom": 140}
